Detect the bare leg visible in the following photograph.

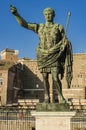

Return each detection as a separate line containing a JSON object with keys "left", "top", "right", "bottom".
{"left": 51, "top": 67, "right": 66, "bottom": 103}
{"left": 42, "top": 73, "right": 50, "bottom": 103}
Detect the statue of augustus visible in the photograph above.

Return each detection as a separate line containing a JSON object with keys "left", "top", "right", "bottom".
{"left": 10, "top": 6, "right": 73, "bottom": 103}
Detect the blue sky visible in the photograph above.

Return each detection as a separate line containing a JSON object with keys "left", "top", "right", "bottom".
{"left": 0, "top": 0, "right": 86, "bottom": 59}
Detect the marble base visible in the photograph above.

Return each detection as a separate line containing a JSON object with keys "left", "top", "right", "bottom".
{"left": 32, "top": 111, "right": 75, "bottom": 130}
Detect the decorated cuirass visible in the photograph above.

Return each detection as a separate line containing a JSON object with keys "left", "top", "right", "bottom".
{"left": 38, "top": 24, "right": 62, "bottom": 49}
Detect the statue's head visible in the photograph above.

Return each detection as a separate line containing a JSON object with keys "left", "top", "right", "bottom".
{"left": 43, "top": 8, "right": 55, "bottom": 21}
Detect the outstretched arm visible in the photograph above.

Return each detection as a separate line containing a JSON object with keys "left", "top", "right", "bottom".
{"left": 10, "top": 5, "right": 28, "bottom": 28}
{"left": 10, "top": 5, "right": 38, "bottom": 32}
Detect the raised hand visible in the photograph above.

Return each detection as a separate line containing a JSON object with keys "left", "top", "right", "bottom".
{"left": 10, "top": 5, "right": 18, "bottom": 16}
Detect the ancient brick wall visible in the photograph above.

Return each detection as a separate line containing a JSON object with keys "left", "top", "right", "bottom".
{"left": 1, "top": 48, "right": 18, "bottom": 62}
{"left": 0, "top": 70, "right": 8, "bottom": 105}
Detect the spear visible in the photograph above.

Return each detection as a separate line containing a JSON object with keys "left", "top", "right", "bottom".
{"left": 65, "top": 12, "right": 72, "bottom": 89}
{"left": 65, "top": 12, "right": 71, "bottom": 35}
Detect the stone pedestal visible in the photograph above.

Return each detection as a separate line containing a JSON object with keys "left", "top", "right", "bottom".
{"left": 32, "top": 111, "right": 75, "bottom": 130}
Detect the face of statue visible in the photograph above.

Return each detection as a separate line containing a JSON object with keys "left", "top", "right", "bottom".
{"left": 44, "top": 9, "right": 54, "bottom": 22}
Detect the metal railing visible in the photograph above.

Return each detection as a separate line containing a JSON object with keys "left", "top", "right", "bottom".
{"left": 0, "top": 107, "right": 35, "bottom": 130}
{"left": 71, "top": 110, "right": 86, "bottom": 130}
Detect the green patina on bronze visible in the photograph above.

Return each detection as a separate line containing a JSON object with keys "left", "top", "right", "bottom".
{"left": 36, "top": 102, "right": 70, "bottom": 111}
{"left": 10, "top": 6, "right": 73, "bottom": 106}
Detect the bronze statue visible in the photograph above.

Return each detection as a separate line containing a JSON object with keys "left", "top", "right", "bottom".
{"left": 10, "top": 6, "right": 73, "bottom": 104}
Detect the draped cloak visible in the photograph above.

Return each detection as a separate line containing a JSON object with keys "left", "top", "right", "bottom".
{"left": 36, "top": 38, "right": 73, "bottom": 88}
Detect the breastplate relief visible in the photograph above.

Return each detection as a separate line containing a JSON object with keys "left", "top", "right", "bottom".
{"left": 38, "top": 24, "right": 61, "bottom": 49}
